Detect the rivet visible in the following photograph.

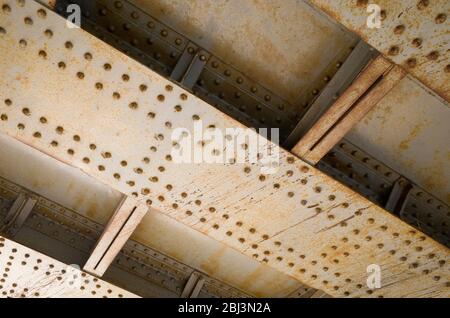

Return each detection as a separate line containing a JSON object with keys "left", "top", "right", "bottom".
{"left": 417, "top": 0, "right": 429, "bottom": 10}
{"left": 24, "top": 17, "right": 33, "bottom": 25}
{"left": 44, "top": 29, "right": 53, "bottom": 38}
{"left": 65, "top": 41, "right": 73, "bottom": 49}
{"left": 406, "top": 58, "right": 417, "bottom": 68}
{"left": 393, "top": 25, "right": 405, "bottom": 35}
{"left": 37, "top": 9, "right": 47, "bottom": 18}
{"left": 411, "top": 38, "right": 422, "bottom": 47}
{"left": 427, "top": 51, "right": 439, "bottom": 60}
{"left": 435, "top": 13, "right": 446, "bottom": 24}
{"left": 2, "top": 4, "right": 11, "bottom": 13}
{"left": 388, "top": 45, "right": 400, "bottom": 55}
{"left": 84, "top": 52, "right": 93, "bottom": 60}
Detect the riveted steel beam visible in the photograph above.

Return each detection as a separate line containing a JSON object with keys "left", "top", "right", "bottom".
{"left": 0, "top": 1, "right": 448, "bottom": 298}
{"left": 0, "top": 235, "right": 138, "bottom": 298}
{"left": 310, "top": 0, "right": 450, "bottom": 102}
{"left": 318, "top": 139, "right": 450, "bottom": 248}
{"left": 0, "top": 176, "right": 253, "bottom": 298}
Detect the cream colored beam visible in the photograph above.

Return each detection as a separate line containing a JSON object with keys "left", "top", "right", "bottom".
{"left": 0, "top": 236, "right": 138, "bottom": 298}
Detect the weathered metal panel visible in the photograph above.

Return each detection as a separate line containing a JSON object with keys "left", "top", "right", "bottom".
{"left": 347, "top": 76, "right": 450, "bottom": 205}
{"left": 310, "top": 0, "right": 450, "bottom": 101}
{"left": 130, "top": 0, "right": 357, "bottom": 104}
{"left": 0, "top": 1, "right": 448, "bottom": 298}
{"left": 0, "top": 236, "right": 138, "bottom": 298}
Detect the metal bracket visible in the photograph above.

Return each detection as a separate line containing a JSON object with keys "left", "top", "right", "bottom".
{"left": 385, "top": 178, "right": 412, "bottom": 216}
{"left": 171, "top": 43, "right": 210, "bottom": 90}
{"left": 291, "top": 56, "right": 406, "bottom": 164}
{"left": 84, "top": 196, "right": 148, "bottom": 277}
{"left": 284, "top": 40, "right": 377, "bottom": 148}
{"left": 0, "top": 193, "right": 36, "bottom": 238}
{"left": 181, "top": 272, "right": 205, "bottom": 298}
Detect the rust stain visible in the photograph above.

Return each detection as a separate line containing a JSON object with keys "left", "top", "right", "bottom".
{"left": 310, "top": 0, "right": 450, "bottom": 102}
{"left": 130, "top": 0, "right": 355, "bottom": 103}
{"left": 421, "top": 150, "right": 448, "bottom": 203}
{"left": 199, "top": 245, "right": 227, "bottom": 275}
{"left": 398, "top": 123, "right": 424, "bottom": 151}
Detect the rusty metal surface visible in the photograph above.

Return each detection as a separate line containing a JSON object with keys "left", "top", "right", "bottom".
{"left": 44, "top": 0, "right": 358, "bottom": 142}
{"left": 0, "top": 134, "right": 303, "bottom": 297}
{"left": 0, "top": 236, "right": 138, "bottom": 298}
{"left": 0, "top": 175, "right": 253, "bottom": 297}
{"left": 317, "top": 138, "right": 450, "bottom": 247}
{"left": 0, "top": 1, "right": 449, "bottom": 298}
{"left": 347, "top": 76, "right": 450, "bottom": 205}
{"left": 130, "top": 0, "right": 357, "bottom": 104}
{"left": 310, "top": 0, "right": 450, "bottom": 101}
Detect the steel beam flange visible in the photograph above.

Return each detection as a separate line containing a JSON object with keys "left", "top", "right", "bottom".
{"left": 0, "top": 235, "right": 138, "bottom": 298}
{"left": 317, "top": 139, "right": 450, "bottom": 248}
{"left": 0, "top": 1, "right": 448, "bottom": 298}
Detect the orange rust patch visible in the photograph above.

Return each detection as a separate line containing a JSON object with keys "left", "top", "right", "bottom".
{"left": 199, "top": 245, "right": 227, "bottom": 275}
{"left": 398, "top": 123, "right": 424, "bottom": 150}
